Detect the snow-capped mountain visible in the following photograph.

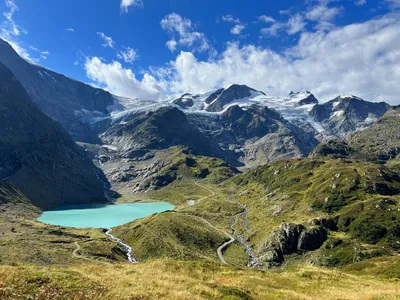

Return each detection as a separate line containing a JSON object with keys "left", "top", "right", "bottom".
{"left": 0, "top": 37, "right": 390, "bottom": 168}
{"left": 310, "top": 95, "right": 390, "bottom": 137}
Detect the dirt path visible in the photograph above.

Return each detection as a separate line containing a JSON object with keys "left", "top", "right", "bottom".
{"left": 72, "top": 241, "right": 110, "bottom": 265}
{"left": 191, "top": 179, "right": 216, "bottom": 205}
{"left": 193, "top": 216, "right": 235, "bottom": 265}
{"left": 189, "top": 180, "right": 235, "bottom": 265}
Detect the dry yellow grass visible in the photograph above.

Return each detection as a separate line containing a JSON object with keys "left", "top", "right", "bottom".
{"left": 1, "top": 259, "right": 400, "bottom": 300}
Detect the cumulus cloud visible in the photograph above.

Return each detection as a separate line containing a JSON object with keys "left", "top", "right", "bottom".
{"left": 66, "top": 28, "right": 74, "bottom": 32}
{"left": 160, "top": 13, "right": 210, "bottom": 52}
{"left": 84, "top": 56, "right": 165, "bottom": 100}
{"left": 117, "top": 47, "right": 139, "bottom": 63}
{"left": 97, "top": 32, "right": 115, "bottom": 48}
{"left": 120, "top": 0, "right": 143, "bottom": 13}
{"left": 149, "top": 13, "right": 400, "bottom": 104}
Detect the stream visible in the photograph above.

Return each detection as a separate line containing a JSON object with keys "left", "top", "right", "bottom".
{"left": 105, "top": 228, "right": 137, "bottom": 263}
{"left": 227, "top": 195, "right": 262, "bottom": 268}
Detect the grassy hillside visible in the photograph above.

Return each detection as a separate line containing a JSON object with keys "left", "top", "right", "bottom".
{"left": 223, "top": 158, "right": 400, "bottom": 266}
{"left": 113, "top": 212, "right": 228, "bottom": 261}
{"left": 1, "top": 257, "right": 400, "bottom": 299}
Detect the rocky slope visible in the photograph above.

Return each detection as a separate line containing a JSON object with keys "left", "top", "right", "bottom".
{"left": 309, "top": 95, "right": 390, "bottom": 137}
{"left": 347, "top": 106, "right": 400, "bottom": 161}
{"left": 188, "top": 104, "right": 319, "bottom": 167}
{"left": 311, "top": 106, "right": 400, "bottom": 162}
{"left": 101, "top": 107, "right": 230, "bottom": 162}
{"left": 0, "top": 62, "right": 106, "bottom": 209}
{"left": 0, "top": 38, "right": 115, "bottom": 142}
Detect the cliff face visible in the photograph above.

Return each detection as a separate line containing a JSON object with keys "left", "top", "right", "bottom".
{"left": 0, "top": 38, "right": 114, "bottom": 143}
{"left": 0, "top": 62, "right": 106, "bottom": 210}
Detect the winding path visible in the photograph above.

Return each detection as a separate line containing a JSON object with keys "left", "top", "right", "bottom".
{"left": 191, "top": 180, "right": 235, "bottom": 265}
{"left": 72, "top": 241, "right": 109, "bottom": 265}
{"left": 192, "top": 179, "right": 216, "bottom": 205}
{"left": 193, "top": 215, "right": 235, "bottom": 265}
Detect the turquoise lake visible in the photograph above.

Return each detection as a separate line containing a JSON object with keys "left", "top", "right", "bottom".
{"left": 38, "top": 202, "right": 175, "bottom": 228}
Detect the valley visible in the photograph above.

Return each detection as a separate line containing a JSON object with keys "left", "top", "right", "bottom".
{"left": 0, "top": 36, "right": 399, "bottom": 299}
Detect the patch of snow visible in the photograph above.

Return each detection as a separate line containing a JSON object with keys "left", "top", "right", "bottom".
{"left": 339, "top": 95, "right": 363, "bottom": 100}
{"left": 102, "top": 145, "right": 118, "bottom": 151}
{"left": 364, "top": 113, "right": 378, "bottom": 124}
{"left": 331, "top": 110, "right": 344, "bottom": 118}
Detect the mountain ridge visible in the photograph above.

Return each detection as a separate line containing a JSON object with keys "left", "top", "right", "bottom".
{"left": 0, "top": 62, "right": 107, "bottom": 209}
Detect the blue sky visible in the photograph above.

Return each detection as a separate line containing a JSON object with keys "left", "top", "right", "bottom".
{"left": 1, "top": 0, "right": 400, "bottom": 103}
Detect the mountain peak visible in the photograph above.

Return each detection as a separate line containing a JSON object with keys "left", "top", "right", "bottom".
{"left": 287, "top": 91, "right": 319, "bottom": 106}
{"left": 206, "top": 84, "right": 265, "bottom": 112}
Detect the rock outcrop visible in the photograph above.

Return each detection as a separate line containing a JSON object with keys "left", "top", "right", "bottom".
{"left": 260, "top": 222, "right": 327, "bottom": 265}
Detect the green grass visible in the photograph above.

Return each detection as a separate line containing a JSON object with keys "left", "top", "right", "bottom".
{"left": 113, "top": 212, "right": 228, "bottom": 262}
{"left": 223, "top": 158, "right": 400, "bottom": 265}
{"left": 1, "top": 259, "right": 400, "bottom": 299}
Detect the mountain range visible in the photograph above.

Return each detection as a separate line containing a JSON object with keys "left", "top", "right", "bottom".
{"left": 0, "top": 37, "right": 393, "bottom": 198}
{"left": 1, "top": 36, "right": 400, "bottom": 299}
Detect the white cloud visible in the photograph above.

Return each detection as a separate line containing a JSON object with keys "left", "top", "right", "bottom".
{"left": 258, "top": 15, "right": 276, "bottom": 23}
{"left": 305, "top": 1, "right": 343, "bottom": 30}
{"left": 117, "top": 47, "right": 139, "bottom": 63}
{"left": 0, "top": 0, "right": 39, "bottom": 62}
{"left": 260, "top": 22, "right": 286, "bottom": 36}
{"left": 3, "top": 0, "right": 25, "bottom": 36}
{"left": 74, "top": 60, "right": 79, "bottom": 66}
{"left": 166, "top": 39, "right": 177, "bottom": 52}
{"left": 286, "top": 14, "right": 307, "bottom": 35}
{"left": 160, "top": 13, "right": 210, "bottom": 52}
{"left": 97, "top": 32, "right": 115, "bottom": 48}
{"left": 354, "top": 0, "right": 366, "bottom": 5}
{"left": 84, "top": 56, "right": 165, "bottom": 100}
{"left": 29, "top": 46, "right": 49, "bottom": 58}
{"left": 149, "top": 13, "right": 400, "bottom": 104}
{"left": 120, "top": 0, "right": 143, "bottom": 13}
{"left": 230, "top": 24, "right": 246, "bottom": 35}
{"left": 260, "top": 13, "right": 306, "bottom": 36}
{"left": 222, "top": 15, "right": 241, "bottom": 24}
{"left": 66, "top": 28, "right": 74, "bottom": 32}
{"left": 221, "top": 14, "right": 247, "bottom": 35}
